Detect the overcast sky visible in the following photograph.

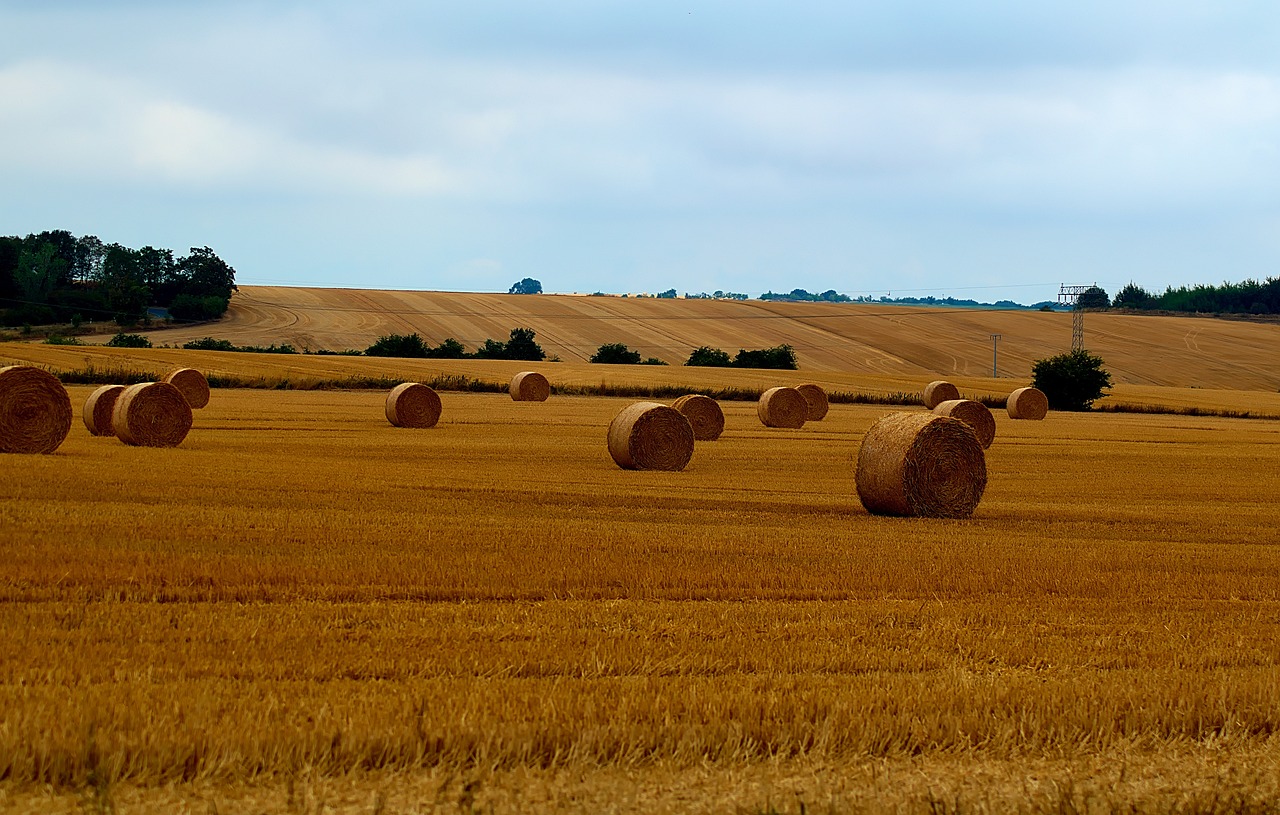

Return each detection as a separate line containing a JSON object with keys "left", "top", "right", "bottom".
{"left": 3, "top": 2, "right": 1279, "bottom": 303}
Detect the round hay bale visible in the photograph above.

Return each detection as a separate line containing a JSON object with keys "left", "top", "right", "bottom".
{"left": 510, "top": 371, "right": 550, "bottom": 402}
{"left": 757, "top": 386, "right": 808, "bottom": 429}
{"left": 163, "top": 368, "right": 210, "bottom": 409}
{"left": 607, "top": 402, "right": 694, "bottom": 471}
{"left": 855, "top": 412, "right": 987, "bottom": 519}
{"left": 922, "top": 380, "right": 960, "bottom": 409}
{"left": 112, "top": 382, "right": 193, "bottom": 447}
{"left": 795, "top": 383, "right": 830, "bottom": 421}
{"left": 385, "top": 382, "right": 442, "bottom": 428}
{"left": 83, "top": 384, "right": 128, "bottom": 437}
{"left": 671, "top": 394, "right": 725, "bottom": 441}
{"left": 1007, "top": 386, "right": 1049, "bottom": 420}
{"left": 0, "top": 365, "right": 73, "bottom": 454}
{"left": 932, "top": 399, "right": 996, "bottom": 449}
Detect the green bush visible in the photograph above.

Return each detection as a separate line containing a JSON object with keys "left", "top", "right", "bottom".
{"left": 734, "top": 345, "right": 798, "bottom": 370}
{"left": 366, "top": 333, "right": 430, "bottom": 358}
{"left": 686, "top": 346, "right": 732, "bottom": 367}
{"left": 183, "top": 337, "right": 237, "bottom": 352}
{"left": 169, "top": 294, "right": 230, "bottom": 322}
{"left": 1031, "top": 349, "right": 1113, "bottom": 411}
{"left": 590, "top": 343, "right": 642, "bottom": 364}
{"left": 44, "top": 334, "right": 84, "bottom": 346}
{"left": 107, "top": 333, "right": 152, "bottom": 348}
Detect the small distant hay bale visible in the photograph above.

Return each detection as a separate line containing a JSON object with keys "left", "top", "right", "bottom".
{"left": 385, "top": 382, "right": 442, "bottom": 428}
{"left": 83, "top": 385, "right": 128, "bottom": 437}
{"left": 1006, "top": 386, "right": 1049, "bottom": 420}
{"left": 856, "top": 412, "right": 987, "bottom": 519}
{"left": 757, "top": 386, "right": 808, "bottom": 429}
{"left": 795, "top": 383, "right": 830, "bottom": 421}
{"left": 163, "top": 368, "right": 210, "bottom": 409}
{"left": 932, "top": 399, "right": 996, "bottom": 449}
{"left": 670, "top": 394, "right": 725, "bottom": 441}
{"left": 607, "top": 402, "right": 694, "bottom": 471}
{"left": 0, "top": 365, "right": 73, "bottom": 454}
{"left": 112, "top": 382, "right": 193, "bottom": 447}
{"left": 510, "top": 371, "right": 550, "bottom": 402}
{"left": 922, "top": 380, "right": 960, "bottom": 409}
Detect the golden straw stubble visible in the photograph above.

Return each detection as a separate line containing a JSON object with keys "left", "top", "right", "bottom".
{"left": 856, "top": 412, "right": 987, "bottom": 519}
{"left": 670, "top": 394, "right": 725, "bottom": 441}
{"left": 607, "top": 401, "right": 695, "bottom": 471}
{"left": 510, "top": 371, "right": 550, "bottom": 402}
{"left": 757, "top": 386, "right": 808, "bottom": 429}
{"left": 0, "top": 365, "right": 73, "bottom": 454}
{"left": 83, "top": 384, "right": 128, "bottom": 437}
{"left": 385, "top": 382, "right": 442, "bottom": 428}
{"left": 1007, "top": 386, "right": 1049, "bottom": 420}
{"left": 163, "top": 368, "right": 210, "bottom": 409}
{"left": 922, "top": 380, "right": 960, "bottom": 409}
{"left": 112, "top": 382, "right": 194, "bottom": 447}
{"left": 795, "top": 383, "right": 830, "bottom": 421}
{"left": 932, "top": 399, "right": 996, "bottom": 449}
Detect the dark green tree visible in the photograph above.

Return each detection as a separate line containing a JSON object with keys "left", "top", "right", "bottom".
{"left": 1031, "top": 349, "right": 1113, "bottom": 411}
{"left": 686, "top": 346, "right": 732, "bottom": 367}
{"left": 503, "top": 327, "right": 546, "bottom": 361}
{"left": 1076, "top": 286, "right": 1110, "bottom": 309}
{"left": 734, "top": 344, "right": 798, "bottom": 370}
{"left": 508, "top": 278, "right": 543, "bottom": 295}
{"left": 1112, "top": 282, "right": 1154, "bottom": 310}
{"left": 590, "top": 342, "right": 642, "bottom": 364}
{"left": 100, "top": 245, "right": 150, "bottom": 324}
{"left": 427, "top": 337, "right": 467, "bottom": 359}
{"left": 656, "top": 289, "right": 677, "bottom": 299}
{"left": 366, "top": 333, "right": 430, "bottom": 358}
{"left": 14, "top": 242, "right": 64, "bottom": 305}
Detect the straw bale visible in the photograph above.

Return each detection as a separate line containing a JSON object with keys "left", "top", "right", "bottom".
{"left": 510, "top": 371, "right": 550, "bottom": 402}
{"left": 670, "top": 394, "right": 725, "bottom": 441}
{"left": 932, "top": 398, "right": 996, "bottom": 449}
{"left": 856, "top": 412, "right": 987, "bottom": 518}
{"left": 607, "top": 402, "right": 694, "bottom": 471}
{"left": 922, "top": 380, "right": 960, "bottom": 409}
{"left": 163, "top": 368, "right": 210, "bottom": 409}
{"left": 1007, "top": 386, "right": 1049, "bottom": 420}
{"left": 795, "top": 383, "right": 830, "bottom": 421}
{"left": 385, "top": 382, "right": 442, "bottom": 428}
{"left": 757, "top": 386, "right": 808, "bottom": 429}
{"left": 83, "top": 385, "right": 127, "bottom": 437}
{"left": 112, "top": 382, "right": 193, "bottom": 447}
{"left": 0, "top": 365, "right": 73, "bottom": 454}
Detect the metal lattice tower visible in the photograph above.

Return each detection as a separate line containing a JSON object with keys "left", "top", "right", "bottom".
{"left": 1058, "top": 284, "right": 1092, "bottom": 351}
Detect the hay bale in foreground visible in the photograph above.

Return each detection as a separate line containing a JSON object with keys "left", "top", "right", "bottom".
{"left": 112, "top": 382, "right": 193, "bottom": 447}
{"left": 856, "top": 412, "right": 987, "bottom": 518}
{"left": 922, "top": 380, "right": 960, "bottom": 409}
{"left": 757, "top": 386, "right": 808, "bottom": 429}
{"left": 0, "top": 365, "right": 73, "bottom": 454}
{"left": 385, "top": 382, "right": 442, "bottom": 428}
{"left": 795, "top": 383, "right": 830, "bottom": 421}
{"left": 1007, "top": 386, "right": 1049, "bottom": 420}
{"left": 510, "top": 371, "right": 550, "bottom": 402}
{"left": 83, "top": 385, "right": 128, "bottom": 437}
{"left": 932, "top": 399, "right": 996, "bottom": 449}
{"left": 671, "top": 394, "right": 725, "bottom": 441}
{"left": 607, "top": 402, "right": 694, "bottom": 471}
{"left": 163, "top": 368, "right": 210, "bottom": 409}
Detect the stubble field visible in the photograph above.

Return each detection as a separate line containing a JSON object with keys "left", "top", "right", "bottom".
{"left": 2, "top": 356, "right": 1280, "bottom": 813}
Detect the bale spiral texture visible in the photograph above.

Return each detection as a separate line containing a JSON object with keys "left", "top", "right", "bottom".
{"left": 795, "top": 383, "right": 830, "bottom": 421}
{"left": 607, "top": 402, "right": 694, "bottom": 471}
{"left": 83, "top": 385, "right": 127, "bottom": 437}
{"left": 922, "top": 380, "right": 960, "bottom": 409}
{"left": 1006, "top": 386, "right": 1049, "bottom": 420}
{"left": 510, "top": 371, "right": 550, "bottom": 402}
{"left": 757, "top": 386, "right": 808, "bottom": 429}
{"left": 163, "top": 368, "right": 210, "bottom": 409}
{"left": 932, "top": 399, "right": 996, "bottom": 449}
{"left": 112, "top": 382, "right": 193, "bottom": 447}
{"left": 385, "top": 382, "right": 442, "bottom": 428}
{"left": 856, "top": 412, "right": 987, "bottom": 519}
{"left": 671, "top": 394, "right": 725, "bottom": 441}
{"left": 0, "top": 365, "right": 73, "bottom": 454}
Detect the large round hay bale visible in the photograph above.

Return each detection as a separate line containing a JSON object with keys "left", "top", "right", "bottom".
{"left": 932, "top": 399, "right": 996, "bottom": 449}
{"left": 1006, "top": 386, "right": 1049, "bottom": 420}
{"left": 112, "top": 382, "right": 193, "bottom": 447}
{"left": 795, "top": 383, "right": 830, "bottom": 421}
{"left": 83, "top": 384, "right": 128, "bottom": 437}
{"left": 757, "top": 386, "right": 808, "bottom": 429}
{"left": 0, "top": 365, "right": 73, "bottom": 454}
{"left": 670, "top": 394, "right": 725, "bottom": 441}
{"left": 510, "top": 371, "right": 550, "bottom": 402}
{"left": 607, "top": 402, "right": 694, "bottom": 471}
{"left": 922, "top": 380, "right": 960, "bottom": 409}
{"left": 163, "top": 368, "right": 210, "bottom": 409}
{"left": 385, "top": 382, "right": 442, "bottom": 428}
{"left": 856, "top": 412, "right": 987, "bottom": 519}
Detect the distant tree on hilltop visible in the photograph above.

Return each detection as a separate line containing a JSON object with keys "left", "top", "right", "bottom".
{"left": 509, "top": 278, "right": 542, "bottom": 295}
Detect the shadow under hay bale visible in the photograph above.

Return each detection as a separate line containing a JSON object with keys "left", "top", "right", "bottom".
{"left": 795, "top": 383, "right": 830, "bottom": 421}
{"left": 607, "top": 402, "right": 694, "bottom": 471}
{"left": 164, "top": 368, "right": 210, "bottom": 409}
{"left": 757, "top": 386, "right": 808, "bottom": 429}
{"left": 510, "top": 371, "right": 550, "bottom": 402}
{"left": 856, "top": 412, "right": 987, "bottom": 518}
{"left": 923, "top": 380, "right": 960, "bottom": 409}
{"left": 385, "top": 382, "right": 442, "bottom": 428}
{"left": 83, "top": 384, "right": 127, "bottom": 437}
{"left": 0, "top": 365, "right": 73, "bottom": 454}
{"left": 113, "top": 382, "right": 193, "bottom": 447}
{"left": 671, "top": 394, "right": 725, "bottom": 441}
{"left": 932, "top": 398, "right": 996, "bottom": 449}
{"left": 1007, "top": 386, "right": 1049, "bottom": 420}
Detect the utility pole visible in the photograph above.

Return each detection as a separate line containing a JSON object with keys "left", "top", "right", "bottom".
{"left": 990, "top": 334, "right": 1001, "bottom": 378}
{"left": 1058, "top": 284, "right": 1092, "bottom": 351}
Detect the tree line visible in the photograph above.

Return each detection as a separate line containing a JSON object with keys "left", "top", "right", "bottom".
{"left": 0, "top": 229, "right": 237, "bottom": 328}
{"left": 1110, "top": 278, "right": 1280, "bottom": 315}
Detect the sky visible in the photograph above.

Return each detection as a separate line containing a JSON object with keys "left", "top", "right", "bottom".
{"left": 2, "top": 2, "right": 1279, "bottom": 305}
